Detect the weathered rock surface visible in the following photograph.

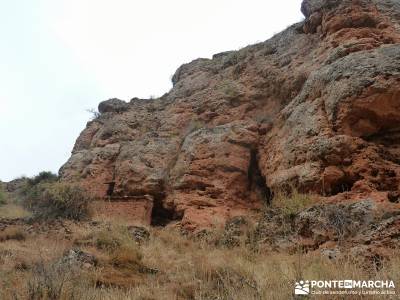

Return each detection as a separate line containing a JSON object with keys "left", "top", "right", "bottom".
{"left": 60, "top": 0, "right": 400, "bottom": 247}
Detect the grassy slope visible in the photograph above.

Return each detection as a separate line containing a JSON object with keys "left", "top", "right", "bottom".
{"left": 0, "top": 217, "right": 398, "bottom": 299}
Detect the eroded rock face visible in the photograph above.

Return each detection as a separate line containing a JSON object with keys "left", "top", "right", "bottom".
{"left": 60, "top": 0, "right": 400, "bottom": 232}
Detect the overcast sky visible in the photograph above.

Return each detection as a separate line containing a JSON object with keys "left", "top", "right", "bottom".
{"left": 0, "top": 0, "right": 303, "bottom": 182}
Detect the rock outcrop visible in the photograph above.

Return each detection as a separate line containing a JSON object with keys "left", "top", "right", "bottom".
{"left": 60, "top": 0, "right": 400, "bottom": 237}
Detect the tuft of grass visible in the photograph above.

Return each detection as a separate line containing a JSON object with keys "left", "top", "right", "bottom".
{"left": 0, "top": 227, "right": 26, "bottom": 242}
{"left": 0, "top": 223, "right": 399, "bottom": 299}
{"left": 111, "top": 245, "right": 143, "bottom": 270}
{"left": 272, "top": 188, "right": 316, "bottom": 219}
{"left": 93, "top": 229, "right": 123, "bottom": 251}
{"left": 79, "top": 226, "right": 146, "bottom": 288}
{"left": 76, "top": 225, "right": 143, "bottom": 268}
{"left": 100, "top": 227, "right": 142, "bottom": 261}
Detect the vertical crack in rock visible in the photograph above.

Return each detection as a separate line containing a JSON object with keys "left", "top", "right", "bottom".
{"left": 248, "top": 149, "right": 273, "bottom": 205}
{"left": 105, "top": 181, "right": 116, "bottom": 197}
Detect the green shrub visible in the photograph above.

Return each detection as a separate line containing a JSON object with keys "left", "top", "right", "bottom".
{"left": 24, "top": 182, "right": 91, "bottom": 221}
{"left": 26, "top": 171, "right": 58, "bottom": 187}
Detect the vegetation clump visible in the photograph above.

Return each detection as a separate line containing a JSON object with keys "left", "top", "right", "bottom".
{"left": 26, "top": 182, "right": 91, "bottom": 221}
{"left": 26, "top": 171, "right": 58, "bottom": 187}
{"left": 21, "top": 172, "right": 91, "bottom": 221}
{"left": 272, "top": 188, "right": 315, "bottom": 219}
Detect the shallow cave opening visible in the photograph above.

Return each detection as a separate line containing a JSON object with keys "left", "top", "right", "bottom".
{"left": 150, "top": 194, "right": 182, "bottom": 227}
{"left": 327, "top": 177, "right": 356, "bottom": 196}
{"left": 248, "top": 149, "right": 273, "bottom": 205}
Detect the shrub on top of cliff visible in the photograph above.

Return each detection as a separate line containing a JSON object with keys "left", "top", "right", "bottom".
{"left": 86, "top": 108, "right": 101, "bottom": 120}
{"left": 23, "top": 182, "right": 91, "bottom": 221}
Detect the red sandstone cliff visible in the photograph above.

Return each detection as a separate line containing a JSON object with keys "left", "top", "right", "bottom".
{"left": 60, "top": 0, "right": 400, "bottom": 245}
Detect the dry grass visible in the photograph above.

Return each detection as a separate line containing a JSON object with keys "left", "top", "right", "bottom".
{"left": 0, "top": 187, "right": 31, "bottom": 219}
{"left": 0, "top": 212, "right": 398, "bottom": 299}
{"left": 0, "top": 226, "right": 26, "bottom": 242}
{"left": 273, "top": 188, "right": 317, "bottom": 218}
{"left": 0, "top": 228, "right": 74, "bottom": 299}
{"left": 0, "top": 203, "right": 32, "bottom": 219}
{"left": 0, "top": 185, "right": 397, "bottom": 299}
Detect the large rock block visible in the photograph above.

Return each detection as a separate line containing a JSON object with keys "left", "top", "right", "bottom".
{"left": 60, "top": 0, "right": 400, "bottom": 231}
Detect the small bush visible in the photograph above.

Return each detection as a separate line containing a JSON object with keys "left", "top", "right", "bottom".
{"left": 27, "top": 260, "right": 79, "bottom": 300}
{"left": 86, "top": 108, "right": 101, "bottom": 120}
{"left": 24, "top": 182, "right": 91, "bottom": 221}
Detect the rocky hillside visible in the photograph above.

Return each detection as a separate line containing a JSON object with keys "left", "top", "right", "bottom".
{"left": 60, "top": 0, "right": 400, "bottom": 233}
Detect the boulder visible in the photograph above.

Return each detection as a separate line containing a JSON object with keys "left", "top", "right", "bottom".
{"left": 98, "top": 98, "right": 129, "bottom": 114}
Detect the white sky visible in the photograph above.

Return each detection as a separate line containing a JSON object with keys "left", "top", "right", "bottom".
{"left": 0, "top": 0, "right": 304, "bottom": 182}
